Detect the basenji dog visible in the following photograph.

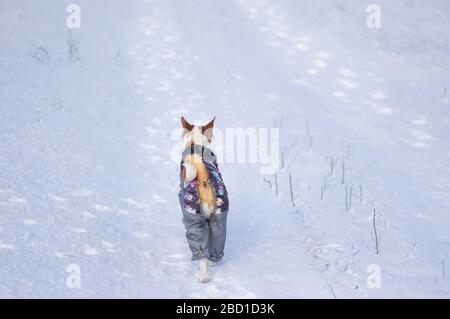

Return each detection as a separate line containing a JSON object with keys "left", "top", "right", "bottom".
{"left": 179, "top": 117, "right": 229, "bottom": 283}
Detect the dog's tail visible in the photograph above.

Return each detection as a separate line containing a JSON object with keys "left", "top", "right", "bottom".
{"left": 182, "top": 154, "right": 215, "bottom": 217}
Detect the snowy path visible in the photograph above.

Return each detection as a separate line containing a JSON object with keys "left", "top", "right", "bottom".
{"left": 122, "top": 0, "right": 333, "bottom": 298}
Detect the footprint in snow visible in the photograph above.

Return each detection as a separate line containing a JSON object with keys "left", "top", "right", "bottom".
{"left": 132, "top": 231, "right": 150, "bottom": 239}
{"left": 169, "top": 253, "right": 184, "bottom": 259}
{"left": 141, "top": 143, "right": 156, "bottom": 151}
{"left": 410, "top": 115, "right": 427, "bottom": 126}
{"left": 122, "top": 198, "right": 150, "bottom": 210}
{"left": 54, "top": 252, "right": 76, "bottom": 258}
{"left": 261, "top": 273, "right": 286, "bottom": 283}
{"left": 48, "top": 195, "right": 67, "bottom": 203}
{"left": 306, "top": 68, "right": 319, "bottom": 75}
{"left": 113, "top": 270, "right": 132, "bottom": 278}
{"left": 71, "top": 189, "right": 93, "bottom": 198}
{"left": 338, "top": 78, "right": 358, "bottom": 90}
{"left": 316, "top": 50, "right": 332, "bottom": 59}
{"left": 152, "top": 117, "right": 162, "bottom": 126}
{"left": 101, "top": 240, "right": 114, "bottom": 248}
{"left": 338, "top": 68, "right": 356, "bottom": 78}
{"left": 72, "top": 228, "right": 88, "bottom": 234}
{"left": 117, "top": 209, "right": 132, "bottom": 216}
{"left": 146, "top": 127, "right": 158, "bottom": 136}
{"left": 0, "top": 188, "right": 12, "bottom": 195}
{"left": 101, "top": 240, "right": 116, "bottom": 253}
{"left": 7, "top": 196, "right": 27, "bottom": 205}
{"left": 93, "top": 204, "right": 113, "bottom": 212}
{"left": 80, "top": 211, "right": 97, "bottom": 219}
{"left": 369, "top": 89, "right": 387, "bottom": 100}
{"left": 83, "top": 244, "right": 98, "bottom": 256}
{"left": 0, "top": 243, "right": 15, "bottom": 251}
{"left": 313, "top": 59, "right": 327, "bottom": 69}
{"left": 23, "top": 219, "right": 38, "bottom": 226}
{"left": 151, "top": 194, "right": 165, "bottom": 203}
{"left": 149, "top": 156, "right": 162, "bottom": 163}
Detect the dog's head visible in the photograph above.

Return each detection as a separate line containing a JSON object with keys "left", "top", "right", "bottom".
{"left": 181, "top": 116, "right": 215, "bottom": 148}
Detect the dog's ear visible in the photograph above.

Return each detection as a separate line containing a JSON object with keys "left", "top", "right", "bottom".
{"left": 181, "top": 116, "right": 194, "bottom": 132}
{"left": 202, "top": 117, "right": 215, "bottom": 142}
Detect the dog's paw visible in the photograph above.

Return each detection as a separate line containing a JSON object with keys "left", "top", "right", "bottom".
{"left": 199, "top": 258, "right": 210, "bottom": 283}
{"left": 199, "top": 275, "right": 210, "bottom": 284}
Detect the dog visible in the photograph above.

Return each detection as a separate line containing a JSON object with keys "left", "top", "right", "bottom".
{"left": 178, "top": 116, "right": 229, "bottom": 283}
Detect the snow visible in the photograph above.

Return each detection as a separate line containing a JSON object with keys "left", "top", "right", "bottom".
{"left": 0, "top": 0, "right": 449, "bottom": 298}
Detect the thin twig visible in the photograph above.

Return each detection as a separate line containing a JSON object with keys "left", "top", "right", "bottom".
{"left": 289, "top": 172, "right": 295, "bottom": 207}
{"left": 274, "top": 172, "right": 278, "bottom": 196}
{"left": 281, "top": 137, "right": 299, "bottom": 169}
{"left": 341, "top": 159, "right": 346, "bottom": 185}
{"left": 320, "top": 175, "right": 330, "bottom": 200}
{"left": 263, "top": 178, "right": 272, "bottom": 190}
{"left": 345, "top": 184, "right": 353, "bottom": 212}
{"left": 326, "top": 282, "right": 338, "bottom": 299}
{"left": 373, "top": 208, "right": 379, "bottom": 255}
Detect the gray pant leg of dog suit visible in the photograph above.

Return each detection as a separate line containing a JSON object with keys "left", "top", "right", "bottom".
{"left": 207, "top": 211, "right": 228, "bottom": 262}
{"left": 180, "top": 192, "right": 228, "bottom": 262}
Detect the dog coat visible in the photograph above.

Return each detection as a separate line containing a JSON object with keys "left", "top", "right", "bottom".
{"left": 179, "top": 145, "right": 229, "bottom": 216}
{"left": 179, "top": 144, "right": 229, "bottom": 261}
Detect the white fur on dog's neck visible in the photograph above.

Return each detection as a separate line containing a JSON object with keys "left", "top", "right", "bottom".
{"left": 182, "top": 162, "right": 197, "bottom": 183}
{"left": 183, "top": 126, "right": 210, "bottom": 149}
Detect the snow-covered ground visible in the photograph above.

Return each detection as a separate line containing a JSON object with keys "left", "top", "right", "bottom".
{"left": 0, "top": 0, "right": 449, "bottom": 298}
